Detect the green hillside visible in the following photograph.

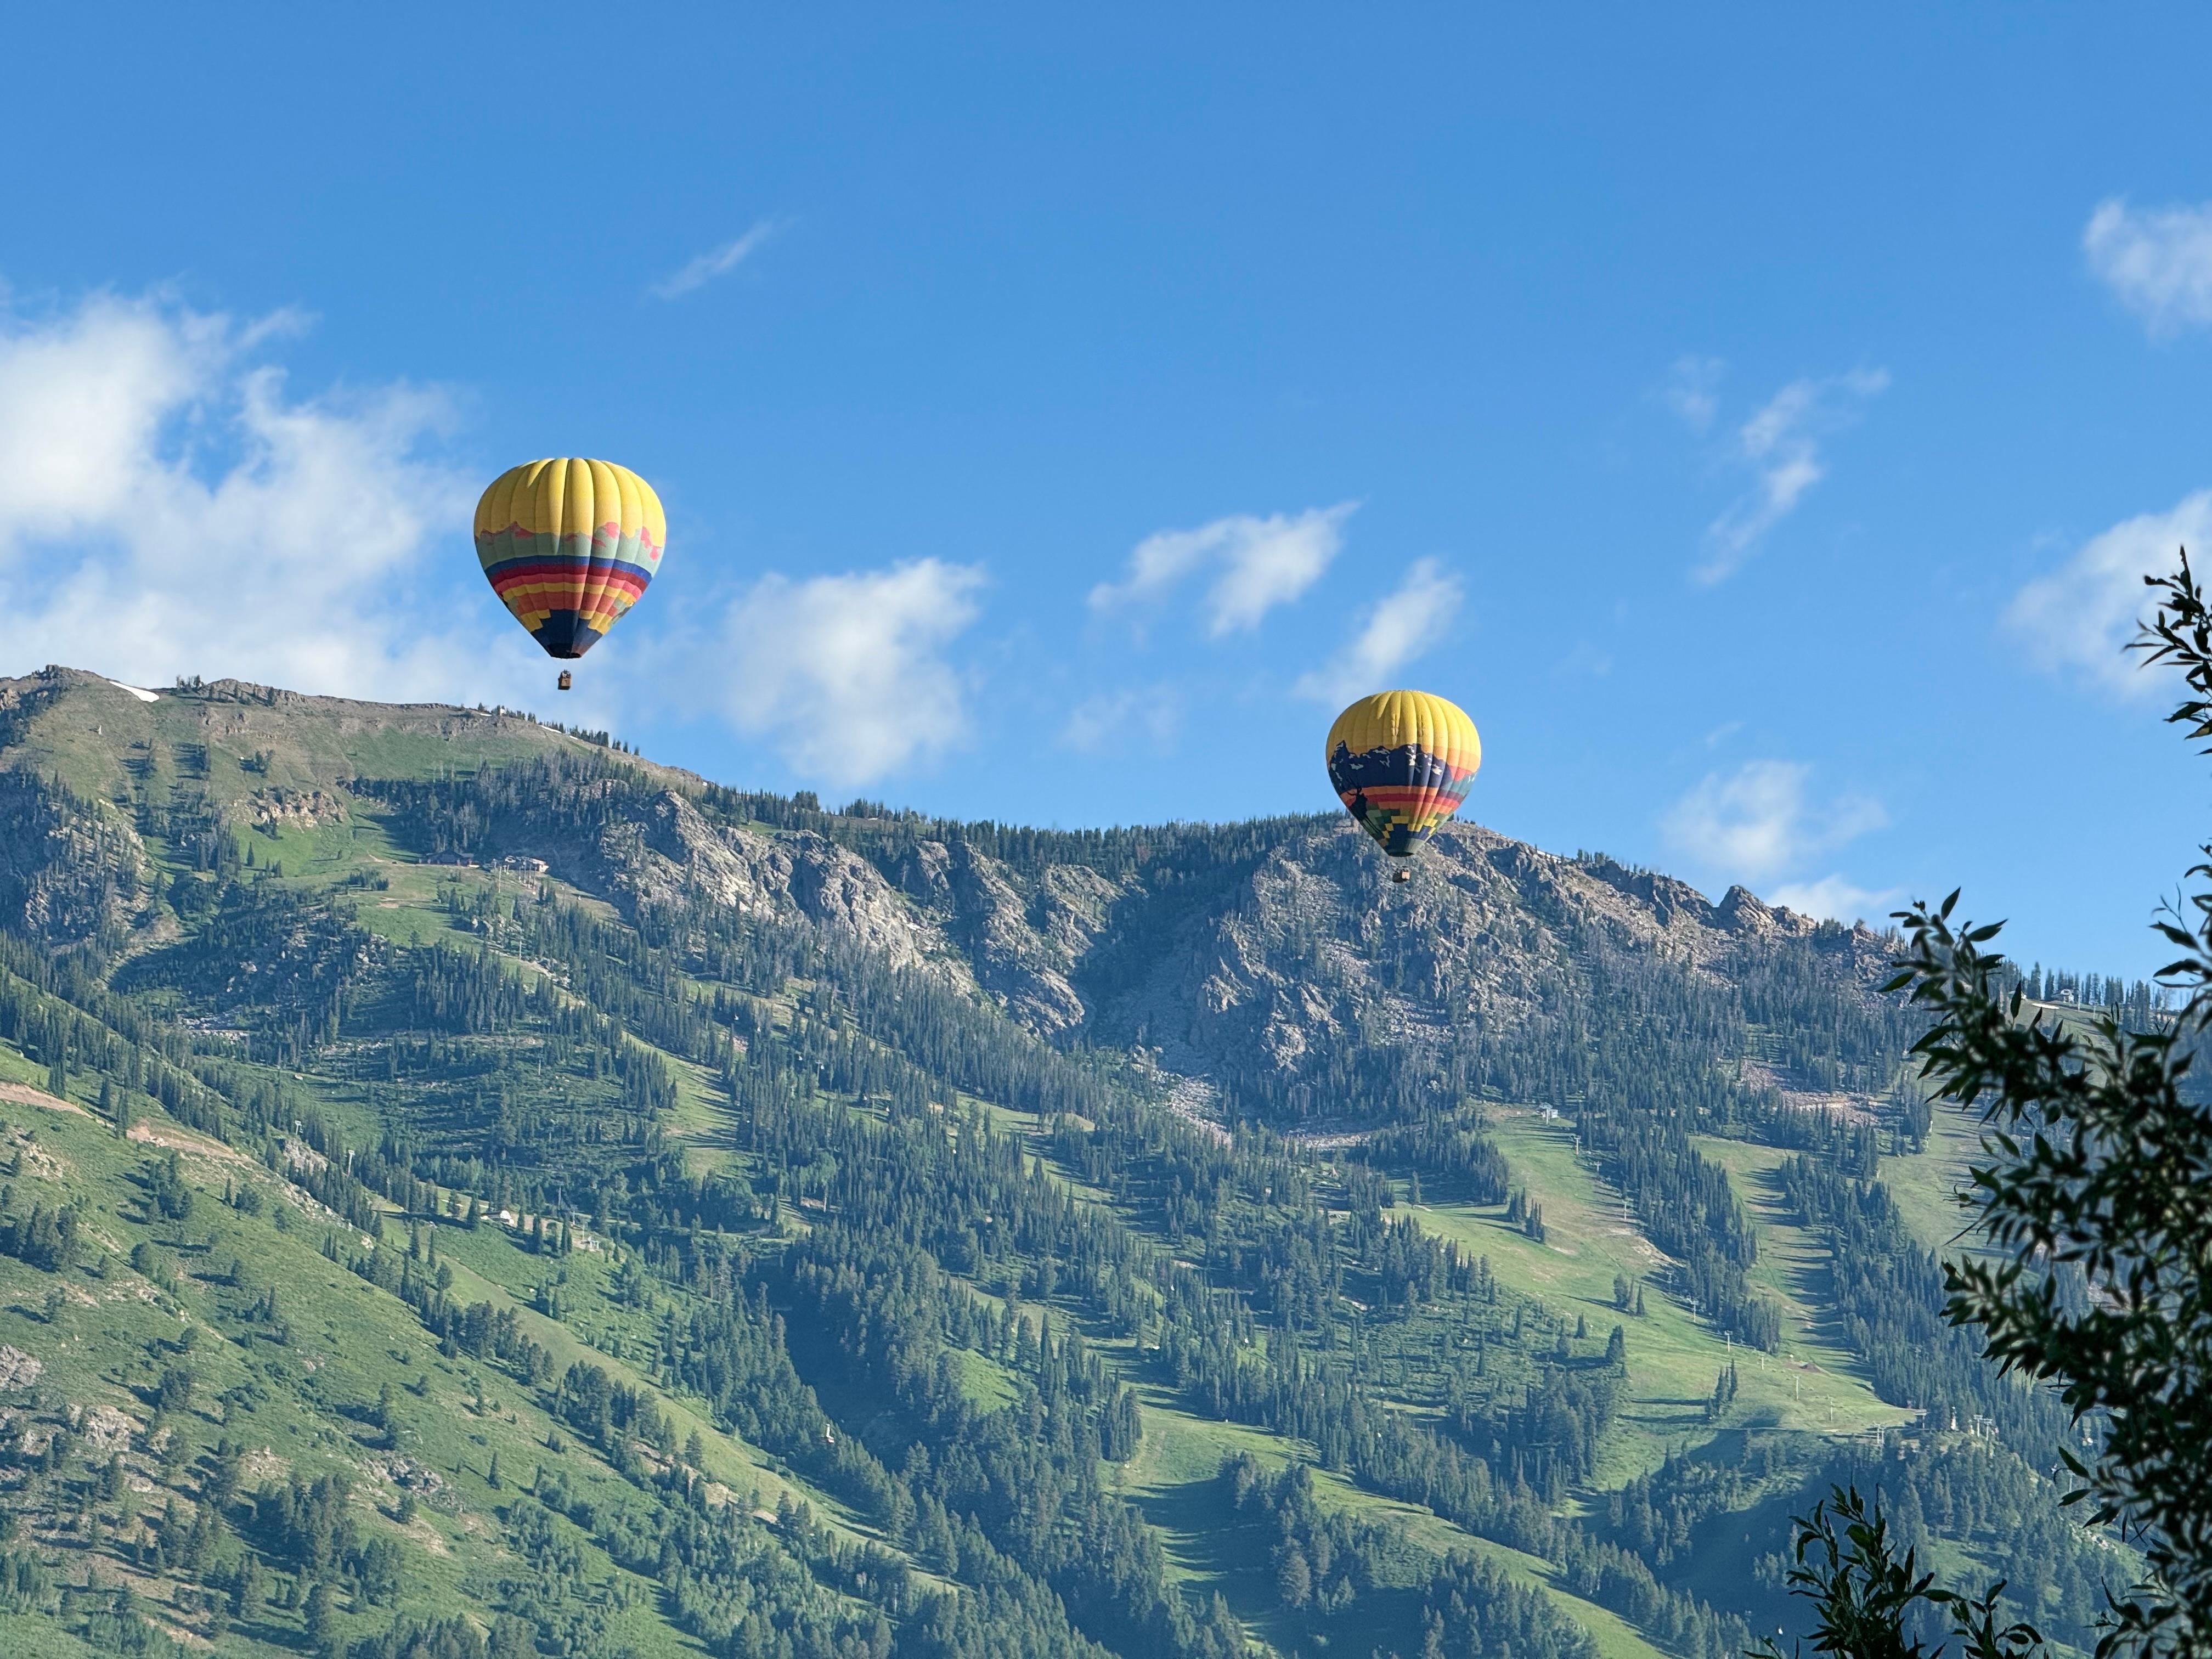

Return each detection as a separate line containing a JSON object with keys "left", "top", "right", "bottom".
{"left": 0, "top": 668, "right": 2128, "bottom": 1659}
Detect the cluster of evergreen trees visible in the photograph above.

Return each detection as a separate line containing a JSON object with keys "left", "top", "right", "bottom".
{"left": 1222, "top": 1453, "right": 1602, "bottom": 1659}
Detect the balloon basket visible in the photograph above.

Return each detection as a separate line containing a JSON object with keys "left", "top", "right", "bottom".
{"left": 557, "top": 670, "right": 572, "bottom": 691}
{"left": 1391, "top": 867, "right": 1411, "bottom": 884}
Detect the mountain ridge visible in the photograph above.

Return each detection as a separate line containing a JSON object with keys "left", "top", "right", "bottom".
{"left": 0, "top": 665, "right": 1882, "bottom": 1131}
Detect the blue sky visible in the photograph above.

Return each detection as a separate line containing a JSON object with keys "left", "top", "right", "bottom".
{"left": 4, "top": 8, "right": 2212, "bottom": 973}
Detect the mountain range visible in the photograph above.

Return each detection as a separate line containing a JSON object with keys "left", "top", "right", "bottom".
{"left": 0, "top": 667, "right": 2120, "bottom": 1659}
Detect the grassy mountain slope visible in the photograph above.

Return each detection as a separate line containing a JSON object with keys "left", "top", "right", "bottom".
{"left": 0, "top": 1063, "right": 887, "bottom": 1659}
{"left": 0, "top": 669, "right": 2119, "bottom": 1659}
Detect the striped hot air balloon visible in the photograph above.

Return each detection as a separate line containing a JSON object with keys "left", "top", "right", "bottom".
{"left": 475, "top": 458, "right": 665, "bottom": 685}
{"left": 1325, "top": 690, "right": 1481, "bottom": 881}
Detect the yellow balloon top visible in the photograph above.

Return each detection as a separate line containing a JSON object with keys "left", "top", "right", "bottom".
{"left": 473, "top": 458, "right": 665, "bottom": 551}
{"left": 1324, "top": 690, "right": 1481, "bottom": 777}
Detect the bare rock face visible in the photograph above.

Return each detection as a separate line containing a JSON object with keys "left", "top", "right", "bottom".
{"left": 247, "top": 787, "right": 349, "bottom": 830}
{"left": 884, "top": 838, "right": 956, "bottom": 908}
{"left": 1716, "top": 883, "right": 1813, "bottom": 939}
{"left": 1041, "top": 819, "right": 1894, "bottom": 1111}
{"left": 0, "top": 1345, "right": 42, "bottom": 1390}
{"left": 612, "top": 790, "right": 960, "bottom": 980}
{"left": 585, "top": 791, "right": 1890, "bottom": 1109}
{"left": 620, "top": 789, "right": 781, "bottom": 911}
{"left": 934, "top": 843, "right": 1104, "bottom": 1034}
{"left": 785, "top": 833, "right": 953, "bottom": 977}
{"left": 595, "top": 794, "right": 1124, "bottom": 1033}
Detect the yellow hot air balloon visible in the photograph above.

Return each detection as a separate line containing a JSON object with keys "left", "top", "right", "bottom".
{"left": 475, "top": 459, "right": 666, "bottom": 687}
{"left": 1324, "top": 690, "right": 1481, "bottom": 881}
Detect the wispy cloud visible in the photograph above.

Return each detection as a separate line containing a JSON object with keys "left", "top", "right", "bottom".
{"left": 1059, "top": 685, "right": 1182, "bottom": 754}
{"left": 1664, "top": 355, "right": 1724, "bottom": 434}
{"left": 1693, "top": 369, "right": 1887, "bottom": 584}
{"left": 1769, "top": 874, "right": 1904, "bottom": 927}
{"left": 2006, "top": 490, "right": 2212, "bottom": 696}
{"left": 718, "top": 559, "right": 985, "bottom": 786}
{"left": 1660, "top": 759, "right": 1886, "bottom": 884}
{"left": 0, "top": 290, "right": 487, "bottom": 699}
{"left": 2084, "top": 198, "right": 2212, "bottom": 336}
{"left": 1089, "top": 504, "right": 1353, "bottom": 637}
{"left": 650, "top": 219, "right": 781, "bottom": 301}
{"left": 1292, "top": 557, "right": 1464, "bottom": 707}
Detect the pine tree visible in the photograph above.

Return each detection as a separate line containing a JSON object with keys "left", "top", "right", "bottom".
{"left": 230, "top": 1553, "right": 265, "bottom": 1617}
{"left": 304, "top": 1581, "right": 335, "bottom": 1654}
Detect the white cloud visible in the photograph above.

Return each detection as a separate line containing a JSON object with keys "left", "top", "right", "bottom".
{"left": 1664, "top": 355, "right": 1724, "bottom": 433}
{"left": 1058, "top": 686, "right": 1181, "bottom": 754}
{"left": 719, "top": 559, "right": 985, "bottom": 786}
{"left": 2006, "top": 491, "right": 2212, "bottom": 695}
{"left": 1089, "top": 504, "right": 1352, "bottom": 636}
{"left": 1660, "top": 760, "right": 1886, "bottom": 884}
{"left": 650, "top": 219, "right": 781, "bottom": 301}
{"left": 1694, "top": 369, "right": 1887, "bottom": 584}
{"left": 1291, "top": 557, "right": 1464, "bottom": 706}
{"left": 0, "top": 292, "right": 484, "bottom": 698}
{"left": 1769, "top": 874, "right": 1904, "bottom": 926}
{"left": 2084, "top": 198, "right": 2212, "bottom": 336}
{"left": 1087, "top": 524, "right": 1214, "bottom": 615}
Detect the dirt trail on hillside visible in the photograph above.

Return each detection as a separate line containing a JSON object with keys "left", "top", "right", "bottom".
{"left": 0, "top": 1079, "right": 262, "bottom": 1177}
{"left": 0, "top": 1081, "right": 91, "bottom": 1118}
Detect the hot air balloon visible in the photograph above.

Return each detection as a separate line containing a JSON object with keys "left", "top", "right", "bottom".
{"left": 475, "top": 458, "right": 665, "bottom": 688}
{"left": 1325, "top": 690, "right": 1481, "bottom": 882}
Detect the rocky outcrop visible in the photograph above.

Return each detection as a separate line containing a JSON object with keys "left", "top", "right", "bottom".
{"left": 932, "top": 844, "right": 1115, "bottom": 1033}
{"left": 594, "top": 793, "right": 1127, "bottom": 1032}
{"left": 608, "top": 789, "right": 960, "bottom": 980}
{"left": 1716, "top": 883, "right": 1813, "bottom": 938}
{"left": 246, "top": 787, "right": 349, "bottom": 830}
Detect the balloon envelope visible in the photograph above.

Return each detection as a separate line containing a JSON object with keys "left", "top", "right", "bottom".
{"left": 475, "top": 458, "right": 665, "bottom": 660}
{"left": 1325, "top": 689, "right": 1481, "bottom": 860}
